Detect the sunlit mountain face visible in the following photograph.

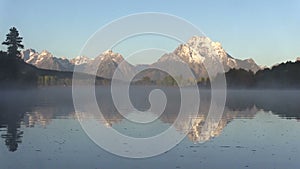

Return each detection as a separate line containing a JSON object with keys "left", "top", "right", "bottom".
{"left": 20, "top": 36, "right": 261, "bottom": 80}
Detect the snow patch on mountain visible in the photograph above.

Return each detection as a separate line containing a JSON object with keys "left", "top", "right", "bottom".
{"left": 70, "top": 56, "right": 92, "bottom": 65}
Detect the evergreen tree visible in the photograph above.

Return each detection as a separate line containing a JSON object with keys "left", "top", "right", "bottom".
{"left": 2, "top": 27, "right": 24, "bottom": 59}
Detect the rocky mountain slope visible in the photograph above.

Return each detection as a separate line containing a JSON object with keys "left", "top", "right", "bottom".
{"left": 21, "top": 36, "right": 261, "bottom": 79}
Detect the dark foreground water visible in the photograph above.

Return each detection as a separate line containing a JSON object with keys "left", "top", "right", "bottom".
{"left": 0, "top": 87, "right": 299, "bottom": 169}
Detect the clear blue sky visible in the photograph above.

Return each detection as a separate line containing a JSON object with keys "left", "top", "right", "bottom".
{"left": 0, "top": 0, "right": 299, "bottom": 66}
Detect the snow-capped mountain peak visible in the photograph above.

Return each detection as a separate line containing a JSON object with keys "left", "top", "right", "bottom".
{"left": 70, "top": 56, "right": 92, "bottom": 65}
{"left": 103, "top": 49, "right": 113, "bottom": 55}
{"left": 154, "top": 36, "right": 261, "bottom": 78}
{"left": 40, "top": 50, "right": 52, "bottom": 56}
{"left": 173, "top": 44, "right": 205, "bottom": 63}
{"left": 100, "top": 49, "right": 124, "bottom": 63}
{"left": 21, "top": 49, "right": 74, "bottom": 71}
{"left": 187, "top": 36, "right": 227, "bottom": 60}
{"left": 20, "top": 36, "right": 262, "bottom": 79}
{"left": 84, "top": 50, "right": 135, "bottom": 79}
{"left": 21, "top": 48, "right": 37, "bottom": 61}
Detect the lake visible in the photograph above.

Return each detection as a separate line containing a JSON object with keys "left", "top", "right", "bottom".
{"left": 0, "top": 87, "right": 299, "bottom": 169}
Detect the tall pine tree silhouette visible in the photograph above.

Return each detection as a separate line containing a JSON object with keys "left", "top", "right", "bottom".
{"left": 2, "top": 27, "right": 24, "bottom": 59}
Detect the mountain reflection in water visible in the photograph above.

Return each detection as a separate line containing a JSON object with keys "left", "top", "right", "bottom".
{"left": 0, "top": 87, "right": 299, "bottom": 152}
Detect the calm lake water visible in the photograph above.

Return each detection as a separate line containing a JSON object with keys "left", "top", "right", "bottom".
{"left": 0, "top": 87, "right": 300, "bottom": 169}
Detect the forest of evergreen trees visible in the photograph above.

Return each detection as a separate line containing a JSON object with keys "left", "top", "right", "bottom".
{"left": 220, "top": 61, "right": 300, "bottom": 89}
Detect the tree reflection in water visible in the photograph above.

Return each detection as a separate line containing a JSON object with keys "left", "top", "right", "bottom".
{"left": 0, "top": 88, "right": 73, "bottom": 152}
{"left": 0, "top": 93, "right": 28, "bottom": 152}
{"left": 0, "top": 111, "right": 24, "bottom": 152}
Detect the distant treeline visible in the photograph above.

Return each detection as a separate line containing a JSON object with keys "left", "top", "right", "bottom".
{"left": 215, "top": 60, "right": 300, "bottom": 89}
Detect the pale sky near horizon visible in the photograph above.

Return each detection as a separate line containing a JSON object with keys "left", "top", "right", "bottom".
{"left": 0, "top": 0, "right": 299, "bottom": 66}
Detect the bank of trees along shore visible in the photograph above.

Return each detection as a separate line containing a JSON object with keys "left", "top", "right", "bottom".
{"left": 220, "top": 61, "right": 300, "bottom": 89}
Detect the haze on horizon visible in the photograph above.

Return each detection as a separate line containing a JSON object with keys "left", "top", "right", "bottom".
{"left": 0, "top": 0, "right": 299, "bottom": 66}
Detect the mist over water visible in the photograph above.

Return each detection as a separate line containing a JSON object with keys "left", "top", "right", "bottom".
{"left": 0, "top": 87, "right": 300, "bottom": 168}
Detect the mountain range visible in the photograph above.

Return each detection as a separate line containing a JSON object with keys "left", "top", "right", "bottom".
{"left": 21, "top": 36, "right": 261, "bottom": 79}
